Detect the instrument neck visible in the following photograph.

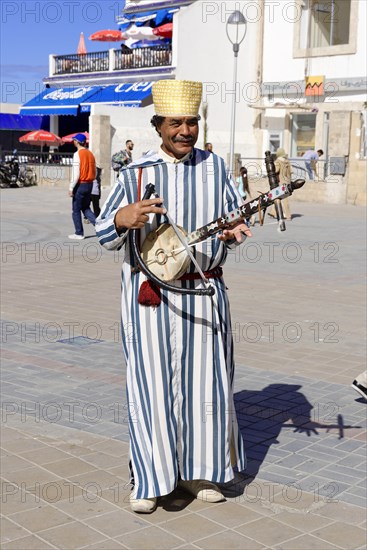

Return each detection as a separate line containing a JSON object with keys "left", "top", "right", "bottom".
{"left": 187, "top": 183, "right": 289, "bottom": 245}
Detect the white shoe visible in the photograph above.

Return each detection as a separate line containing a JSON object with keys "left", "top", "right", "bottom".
{"left": 351, "top": 381, "right": 367, "bottom": 400}
{"left": 130, "top": 494, "right": 157, "bottom": 513}
{"left": 68, "top": 234, "right": 84, "bottom": 240}
{"left": 178, "top": 479, "right": 225, "bottom": 503}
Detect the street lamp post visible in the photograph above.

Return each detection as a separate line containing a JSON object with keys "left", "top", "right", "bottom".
{"left": 226, "top": 10, "right": 247, "bottom": 178}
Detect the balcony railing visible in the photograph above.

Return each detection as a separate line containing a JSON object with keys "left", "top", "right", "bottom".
{"left": 54, "top": 52, "right": 109, "bottom": 75}
{"left": 53, "top": 45, "right": 172, "bottom": 75}
{"left": 114, "top": 45, "right": 172, "bottom": 69}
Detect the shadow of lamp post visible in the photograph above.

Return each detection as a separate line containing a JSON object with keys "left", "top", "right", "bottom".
{"left": 226, "top": 10, "right": 247, "bottom": 178}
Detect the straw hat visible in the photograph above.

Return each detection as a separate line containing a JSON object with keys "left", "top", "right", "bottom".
{"left": 152, "top": 80, "right": 202, "bottom": 117}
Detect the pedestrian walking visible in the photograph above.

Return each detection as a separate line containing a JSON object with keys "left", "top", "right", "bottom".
{"left": 68, "top": 133, "right": 96, "bottom": 240}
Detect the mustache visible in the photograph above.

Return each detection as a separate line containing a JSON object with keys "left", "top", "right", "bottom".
{"left": 173, "top": 137, "right": 194, "bottom": 143}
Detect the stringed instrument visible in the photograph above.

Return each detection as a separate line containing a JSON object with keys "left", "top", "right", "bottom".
{"left": 140, "top": 177, "right": 305, "bottom": 282}
{"left": 130, "top": 152, "right": 305, "bottom": 299}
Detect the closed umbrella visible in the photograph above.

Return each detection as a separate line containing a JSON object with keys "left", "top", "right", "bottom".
{"left": 61, "top": 132, "right": 89, "bottom": 144}
{"left": 77, "top": 32, "right": 87, "bottom": 54}
{"left": 89, "top": 29, "right": 125, "bottom": 42}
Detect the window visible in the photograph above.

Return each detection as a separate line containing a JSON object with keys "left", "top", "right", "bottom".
{"left": 268, "top": 132, "right": 282, "bottom": 154}
{"left": 309, "top": 0, "right": 351, "bottom": 48}
{"left": 291, "top": 114, "right": 316, "bottom": 157}
{"left": 294, "top": 0, "right": 357, "bottom": 57}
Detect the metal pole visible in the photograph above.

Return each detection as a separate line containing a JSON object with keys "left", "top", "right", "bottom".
{"left": 228, "top": 44, "right": 239, "bottom": 178}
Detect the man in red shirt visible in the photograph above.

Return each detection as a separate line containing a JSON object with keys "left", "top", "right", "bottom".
{"left": 68, "top": 133, "right": 97, "bottom": 240}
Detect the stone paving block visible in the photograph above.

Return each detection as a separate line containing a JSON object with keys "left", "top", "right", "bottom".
{"left": 302, "top": 448, "right": 346, "bottom": 464}
{"left": 255, "top": 470, "right": 299, "bottom": 486}
{"left": 274, "top": 510, "right": 333, "bottom": 533}
{"left": 117, "top": 525, "right": 186, "bottom": 549}
{"left": 294, "top": 458, "right": 330, "bottom": 474}
{"left": 314, "top": 501, "right": 367, "bottom": 525}
{"left": 83, "top": 541, "right": 126, "bottom": 550}
{"left": 305, "top": 443, "right": 351, "bottom": 459}
{"left": 235, "top": 516, "right": 302, "bottom": 547}
{"left": 196, "top": 500, "right": 264, "bottom": 528}
{"left": 0, "top": 483, "right": 41, "bottom": 516}
{"left": 337, "top": 492, "right": 367, "bottom": 508}
{"left": 297, "top": 477, "right": 349, "bottom": 500}
{"left": 35, "top": 521, "right": 107, "bottom": 548}
{"left": 321, "top": 463, "right": 366, "bottom": 480}
{"left": 8, "top": 505, "right": 74, "bottom": 532}
{"left": 0, "top": 516, "right": 30, "bottom": 545}
{"left": 1, "top": 453, "right": 35, "bottom": 474}
{"left": 191, "top": 530, "right": 266, "bottom": 549}
{"left": 274, "top": 533, "right": 340, "bottom": 549}
{"left": 2, "top": 465, "right": 62, "bottom": 491}
{"left": 316, "top": 468, "right": 364, "bottom": 487}
{"left": 335, "top": 439, "right": 366, "bottom": 452}
{"left": 159, "top": 513, "right": 225, "bottom": 543}
{"left": 83, "top": 509, "right": 151, "bottom": 538}
{"left": 312, "top": 522, "right": 367, "bottom": 549}
{"left": 0, "top": 535, "right": 56, "bottom": 549}
{"left": 53, "top": 493, "right": 121, "bottom": 520}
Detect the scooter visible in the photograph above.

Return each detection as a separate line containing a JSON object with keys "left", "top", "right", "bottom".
{"left": 0, "top": 151, "right": 37, "bottom": 188}
{"left": 18, "top": 164, "right": 37, "bottom": 187}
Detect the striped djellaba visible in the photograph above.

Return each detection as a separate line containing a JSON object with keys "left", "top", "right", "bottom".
{"left": 96, "top": 149, "right": 246, "bottom": 499}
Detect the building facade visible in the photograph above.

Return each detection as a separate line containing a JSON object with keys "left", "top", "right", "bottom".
{"left": 18, "top": 0, "right": 366, "bottom": 204}
{"left": 258, "top": 0, "right": 366, "bottom": 204}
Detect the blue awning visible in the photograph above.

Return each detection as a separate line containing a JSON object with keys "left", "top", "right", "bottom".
{"left": 80, "top": 82, "right": 153, "bottom": 112}
{"left": 0, "top": 113, "right": 46, "bottom": 131}
{"left": 19, "top": 86, "right": 102, "bottom": 116}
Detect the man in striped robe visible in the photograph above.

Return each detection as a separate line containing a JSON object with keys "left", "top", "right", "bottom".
{"left": 96, "top": 80, "right": 252, "bottom": 513}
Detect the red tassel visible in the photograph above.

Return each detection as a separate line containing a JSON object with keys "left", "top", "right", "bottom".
{"left": 138, "top": 280, "right": 161, "bottom": 307}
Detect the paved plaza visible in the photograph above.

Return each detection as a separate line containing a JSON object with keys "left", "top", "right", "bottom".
{"left": 1, "top": 186, "right": 366, "bottom": 549}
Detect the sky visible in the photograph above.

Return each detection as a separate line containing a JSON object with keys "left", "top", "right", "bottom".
{"left": 1, "top": 0, "right": 128, "bottom": 104}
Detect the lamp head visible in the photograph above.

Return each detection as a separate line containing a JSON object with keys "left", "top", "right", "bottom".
{"left": 226, "top": 10, "right": 247, "bottom": 50}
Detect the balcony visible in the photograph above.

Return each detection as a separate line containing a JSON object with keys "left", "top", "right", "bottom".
{"left": 53, "top": 45, "right": 172, "bottom": 76}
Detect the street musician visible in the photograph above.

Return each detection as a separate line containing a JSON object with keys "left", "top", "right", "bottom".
{"left": 96, "top": 80, "right": 252, "bottom": 513}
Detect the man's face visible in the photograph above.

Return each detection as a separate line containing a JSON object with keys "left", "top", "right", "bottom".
{"left": 127, "top": 141, "right": 134, "bottom": 151}
{"left": 158, "top": 117, "right": 199, "bottom": 159}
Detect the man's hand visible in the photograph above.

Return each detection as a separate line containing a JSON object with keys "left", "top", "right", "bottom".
{"left": 114, "top": 198, "right": 166, "bottom": 230}
{"left": 217, "top": 223, "right": 252, "bottom": 243}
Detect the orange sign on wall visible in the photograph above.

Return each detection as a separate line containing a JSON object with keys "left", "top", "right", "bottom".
{"left": 305, "top": 75, "right": 324, "bottom": 97}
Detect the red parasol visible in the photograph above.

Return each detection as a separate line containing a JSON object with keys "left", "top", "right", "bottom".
{"left": 61, "top": 132, "right": 89, "bottom": 144}
{"left": 77, "top": 32, "right": 87, "bottom": 54}
{"left": 153, "top": 23, "right": 173, "bottom": 39}
{"left": 19, "top": 130, "right": 63, "bottom": 147}
{"left": 89, "top": 29, "right": 125, "bottom": 42}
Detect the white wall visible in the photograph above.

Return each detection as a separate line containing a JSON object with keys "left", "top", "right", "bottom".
{"left": 91, "top": 103, "right": 160, "bottom": 161}
{"left": 174, "top": 0, "right": 261, "bottom": 160}
{"left": 1, "top": 103, "right": 20, "bottom": 114}
{"left": 262, "top": 0, "right": 366, "bottom": 83}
